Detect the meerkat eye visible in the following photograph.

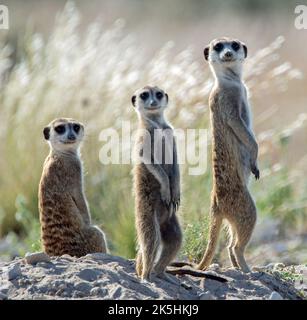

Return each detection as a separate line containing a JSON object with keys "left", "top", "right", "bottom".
{"left": 55, "top": 125, "right": 66, "bottom": 135}
{"left": 140, "top": 92, "right": 149, "bottom": 101}
{"left": 231, "top": 42, "right": 240, "bottom": 51}
{"left": 73, "top": 124, "right": 80, "bottom": 133}
{"left": 156, "top": 92, "right": 163, "bottom": 100}
{"left": 213, "top": 43, "right": 224, "bottom": 52}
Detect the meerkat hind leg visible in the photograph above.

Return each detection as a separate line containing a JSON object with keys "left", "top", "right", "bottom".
{"left": 86, "top": 225, "right": 108, "bottom": 253}
{"left": 232, "top": 204, "right": 256, "bottom": 273}
{"left": 197, "top": 211, "right": 223, "bottom": 270}
{"left": 227, "top": 223, "right": 240, "bottom": 268}
{"left": 154, "top": 214, "right": 182, "bottom": 275}
{"left": 135, "top": 251, "right": 143, "bottom": 277}
{"left": 138, "top": 214, "right": 161, "bottom": 281}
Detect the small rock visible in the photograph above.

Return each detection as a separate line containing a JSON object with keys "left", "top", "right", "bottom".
{"left": 18, "top": 278, "right": 31, "bottom": 286}
{"left": 85, "top": 253, "right": 106, "bottom": 261}
{"left": 90, "top": 287, "right": 107, "bottom": 296}
{"left": 95, "top": 279, "right": 111, "bottom": 287}
{"left": 0, "top": 284, "right": 11, "bottom": 294}
{"left": 112, "top": 287, "right": 122, "bottom": 299}
{"left": 72, "top": 291, "right": 84, "bottom": 298}
{"left": 77, "top": 269, "right": 100, "bottom": 282}
{"left": 273, "top": 263, "right": 285, "bottom": 270}
{"left": 209, "top": 263, "right": 220, "bottom": 271}
{"left": 226, "top": 295, "right": 242, "bottom": 300}
{"left": 58, "top": 283, "right": 68, "bottom": 290}
{"left": 269, "top": 291, "right": 283, "bottom": 300}
{"left": 7, "top": 264, "right": 22, "bottom": 281}
{"left": 252, "top": 266, "right": 266, "bottom": 272}
{"left": 264, "top": 263, "right": 278, "bottom": 270}
{"left": 75, "top": 282, "right": 93, "bottom": 294}
{"left": 180, "top": 282, "right": 192, "bottom": 290}
{"left": 55, "top": 288, "right": 65, "bottom": 296}
{"left": 203, "top": 278, "right": 225, "bottom": 292}
{"left": 25, "top": 252, "right": 51, "bottom": 265}
{"left": 199, "top": 291, "right": 216, "bottom": 300}
{"left": 0, "top": 292, "right": 8, "bottom": 300}
{"left": 36, "top": 262, "right": 53, "bottom": 269}
{"left": 60, "top": 254, "right": 74, "bottom": 261}
{"left": 224, "top": 268, "right": 248, "bottom": 280}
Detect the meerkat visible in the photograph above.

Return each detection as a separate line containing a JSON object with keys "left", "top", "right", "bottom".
{"left": 132, "top": 86, "right": 182, "bottom": 283}
{"left": 197, "top": 38, "right": 260, "bottom": 273}
{"left": 39, "top": 118, "right": 107, "bottom": 257}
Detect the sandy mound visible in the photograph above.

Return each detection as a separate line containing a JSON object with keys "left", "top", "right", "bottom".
{"left": 0, "top": 253, "right": 304, "bottom": 300}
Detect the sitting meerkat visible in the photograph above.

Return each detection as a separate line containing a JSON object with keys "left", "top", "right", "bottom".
{"left": 197, "top": 38, "right": 260, "bottom": 273}
{"left": 132, "top": 86, "right": 182, "bottom": 283}
{"left": 39, "top": 118, "right": 107, "bottom": 257}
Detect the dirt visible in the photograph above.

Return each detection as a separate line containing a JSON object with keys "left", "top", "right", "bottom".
{"left": 0, "top": 252, "right": 305, "bottom": 300}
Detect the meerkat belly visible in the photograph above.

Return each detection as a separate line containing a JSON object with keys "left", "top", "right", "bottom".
{"left": 212, "top": 123, "right": 247, "bottom": 201}
{"left": 40, "top": 193, "right": 85, "bottom": 251}
{"left": 134, "top": 164, "right": 161, "bottom": 202}
{"left": 234, "top": 100, "right": 253, "bottom": 182}
{"left": 134, "top": 163, "right": 170, "bottom": 224}
{"left": 236, "top": 140, "right": 251, "bottom": 182}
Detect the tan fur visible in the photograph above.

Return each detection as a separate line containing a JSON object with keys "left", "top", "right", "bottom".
{"left": 198, "top": 38, "right": 259, "bottom": 273}
{"left": 39, "top": 118, "right": 107, "bottom": 257}
{"left": 132, "top": 86, "right": 182, "bottom": 281}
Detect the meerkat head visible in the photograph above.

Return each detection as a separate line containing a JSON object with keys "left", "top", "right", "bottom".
{"left": 204, "top": 38, "right": 247, "bottom": 78}
{"left": 43, "top": 118, "right": 84, "bottom": 153}
{"left": 131, "top": 86, "right": 168, "bottom": 117}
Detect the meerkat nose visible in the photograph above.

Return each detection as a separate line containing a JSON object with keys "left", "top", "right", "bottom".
{"left": 150, "top": 101, "right": 158, "bottom": 107}
{"left": 67, "top": 134, "right": 76, "bottom": 141}
{"left": 225, "top": 51, "right": 233, "bottom": 58}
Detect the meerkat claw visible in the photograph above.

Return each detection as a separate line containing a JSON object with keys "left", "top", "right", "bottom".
{"left": 251, "top": 166, "right": 260, "bottom": 180}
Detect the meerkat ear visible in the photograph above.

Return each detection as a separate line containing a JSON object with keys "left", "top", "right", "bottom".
{"left": 243, "top": 44, "right": 248, "bottom": 58}
{"left": 131, "top": 95, "right": 136, "bottom": 107}
{"left": 165, "top": 93, "right": 168, "bottom": 103}
{"left": 204, "top": 46, "right": 210, "bottom": 61}
{"left": 43, "top": 127, "right": 50, "bottom": 140}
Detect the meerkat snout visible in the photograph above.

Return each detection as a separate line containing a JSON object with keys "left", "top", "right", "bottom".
{"left": 204, "top": 38, "right": 247, "bottom": 63}
{"left": 224, "top": 50, "right": 233, "bottom": 59}
{"left": 43, "top": 118, "right": 84, "bottom": 152}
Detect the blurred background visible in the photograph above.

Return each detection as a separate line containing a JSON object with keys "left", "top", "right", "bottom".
{"left": 0, "top": 0, "right": 306, "bottom": 267}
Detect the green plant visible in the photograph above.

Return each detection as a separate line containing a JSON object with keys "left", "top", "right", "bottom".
{"left": 14, "top": 194, "right": 41, "bottom": 254}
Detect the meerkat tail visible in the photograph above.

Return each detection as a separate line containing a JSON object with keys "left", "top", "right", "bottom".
{"left": 197, "top": 215, "right": 223, "bottom": 270}
{"left": 170, "top": 261, "right": 194, "bottom": 268}
{"left": 166, "top": 267, "right": 227, "bottom": 282}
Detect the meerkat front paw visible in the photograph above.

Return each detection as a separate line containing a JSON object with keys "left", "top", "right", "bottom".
{"left": 171, "top": 187, "right": 180, "bottom": 211}
{"left": 251, "top": 163, "right": 260, "bottom": 180}
{"left": 160, "top": 185, "right": 171, "bottom": 206}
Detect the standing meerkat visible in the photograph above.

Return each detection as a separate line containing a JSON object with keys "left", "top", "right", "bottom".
{"left": 39, "top": 118, "right": 107, "bottom": 257}
{"left": 132, "top": 86, "right": 182, "bottom": 282}
{"left": 197, "top": 38, "right": 260, "bottom": 273}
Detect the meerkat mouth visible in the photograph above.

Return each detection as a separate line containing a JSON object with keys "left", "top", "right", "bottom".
{"left": 62, "top": 141, "right": 76, "bottom": 144}
{"left": 221, "top": 57, "right": 236, "bottom": 63}
{"left": 146, "top": 106, "right": 161, "bottom": 111}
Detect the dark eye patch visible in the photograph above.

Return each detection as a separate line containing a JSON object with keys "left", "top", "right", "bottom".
{"left": 73, "top": 124, "right": 80, "bottom": 133}
{"left": 140, "top": 92, "right": 149, "bottom": 101}
{"left": 156, "top": 92, "right": 163, "bottom": 100}
{"left": 231, "top": 42, "right": 240, "bottom": 51}
{"left": 55, "top": 125, "right": 66, "bottom": 135}
{"left": 213, "top": 42, "right": 224, "bottom": 52}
